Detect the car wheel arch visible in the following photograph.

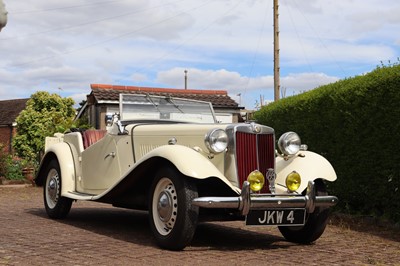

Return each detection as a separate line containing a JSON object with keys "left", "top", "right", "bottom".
{"left": 107, "top": 157, "right": 236, "bottom": 209}
{"left": 131, "top": 145, "right": 240, "bottom": 194}
{"left": 35, "top": 143, "right": 76, "bottom": 196}
{"left": 35, "top": 152, "right": 58, "bottom": 186}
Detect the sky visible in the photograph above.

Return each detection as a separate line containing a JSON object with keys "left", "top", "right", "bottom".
{"left": 0, "top": 0, "right": 399, "bottom": 110}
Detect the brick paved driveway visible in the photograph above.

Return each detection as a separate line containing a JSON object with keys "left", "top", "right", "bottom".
{"left": 0, "top": 186, "right": 399, "bottom": 265}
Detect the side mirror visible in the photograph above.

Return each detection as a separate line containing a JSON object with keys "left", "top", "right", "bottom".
{"left": 106, "top": 113, "right": 125, "bottom": 135}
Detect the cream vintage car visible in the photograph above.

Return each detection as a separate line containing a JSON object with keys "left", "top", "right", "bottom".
{"left": 35, "top": 94, "right": 338, "bottom": 250}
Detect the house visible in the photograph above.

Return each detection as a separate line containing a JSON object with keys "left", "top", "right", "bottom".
{"left": 78, "top": 84, "right": 243, "bottom": 130}
{"left": 0, "top": 98, "right": 29, "bottom": 154}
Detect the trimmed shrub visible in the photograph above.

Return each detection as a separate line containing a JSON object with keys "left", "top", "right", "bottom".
{"left": 254, "top": 64, "right": 400, "bottom": 223}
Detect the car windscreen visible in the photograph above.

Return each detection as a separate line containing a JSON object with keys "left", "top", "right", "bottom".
{"left": 119, "top": 94, "right": 217, "bottom": 123}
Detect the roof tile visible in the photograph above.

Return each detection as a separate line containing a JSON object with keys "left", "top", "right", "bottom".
{"left": 90, "top": 84, "right": 239, "bottom": 108}
{"left": 0, "top": 98, "right": 29, "bottom": 125}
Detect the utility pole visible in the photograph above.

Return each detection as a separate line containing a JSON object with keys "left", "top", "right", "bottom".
{"left": 273, "top": 0, "right": 280, "bottom": 101}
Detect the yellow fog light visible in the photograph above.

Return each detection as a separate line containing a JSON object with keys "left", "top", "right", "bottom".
{"left": 247, "top": 170, "right": 265, "bottom": 192}
{"left": 286, "top": 171, "right": 301, "bottom": 192}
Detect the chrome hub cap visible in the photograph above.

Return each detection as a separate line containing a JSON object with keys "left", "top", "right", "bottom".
{"left": 158, "top": 191, "right": 173, "bottom": 222}
{"left": 46, "top": 169, "right": 59, "bottom": 209}
{"left": 152, "top": 178, "right": 178, "bottom": 236}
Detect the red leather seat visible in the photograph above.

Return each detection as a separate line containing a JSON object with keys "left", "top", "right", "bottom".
{"left": 83, "top": 130, "right": 106, "bottom": 149}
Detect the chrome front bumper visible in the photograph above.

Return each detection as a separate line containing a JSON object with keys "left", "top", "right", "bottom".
{"left": 192, "top": 181, "right": 338, "bottom": 216}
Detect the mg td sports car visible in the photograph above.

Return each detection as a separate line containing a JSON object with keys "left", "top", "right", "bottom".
{"left": 35, "top": 94, "right": 338, "bottom": 250}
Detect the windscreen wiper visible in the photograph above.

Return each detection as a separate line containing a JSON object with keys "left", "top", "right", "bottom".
{"left": 145, "top": 94, "right": 161, "bottom": 112}
{"left": 166, "top": 96, "right": 184, "bottom": 113}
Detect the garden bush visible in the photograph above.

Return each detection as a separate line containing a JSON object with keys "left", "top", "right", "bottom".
{"left": 254, "top": 64, "right": 400, "bottom": 223}
{"left": 0, "top": 143, "right": 33, "bottom": 181}
{"left": 0, "top": 143, "right": 7, "bottom": 177}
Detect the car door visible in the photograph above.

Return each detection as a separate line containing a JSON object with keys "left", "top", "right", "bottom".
{"left": 80, "top": 135, "right": 121, "bottom": 194}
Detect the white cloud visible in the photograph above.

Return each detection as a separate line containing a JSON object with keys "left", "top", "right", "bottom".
{"left": 129, "top": 73, "right": 148, "bottom": 83}
{"left": 281, "top": 72, "right": 339, "bottom": 91}
{"left": 0, "top": 0, "right": 399, "bottom": 109}
{"left": 158, "top": 67, "right": 337, "bottom": 91}
{"left": 69, "top": 92, "right": 87, "bottom": 106}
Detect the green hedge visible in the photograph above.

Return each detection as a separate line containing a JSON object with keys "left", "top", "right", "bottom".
{"left": 254, "top": 64, "right": 400, "bottom": 223}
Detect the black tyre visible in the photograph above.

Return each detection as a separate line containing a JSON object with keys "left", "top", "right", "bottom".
{"left": 278, "top": 180, "right": 330, "bottom": 244}
{"left": 149, "top": 167, "right": 199, "bottom": 250}
{"left": 43, "top": 159, "right": 73, "bottom": 219}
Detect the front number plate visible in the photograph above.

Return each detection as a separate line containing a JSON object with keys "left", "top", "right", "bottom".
{"left": 246, "top": 209, "right": 306, "bottom": 226}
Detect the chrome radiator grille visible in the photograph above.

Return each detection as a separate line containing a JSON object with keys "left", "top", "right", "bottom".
{"left": 235, "top": 131, "right": 275, "bottom": 192}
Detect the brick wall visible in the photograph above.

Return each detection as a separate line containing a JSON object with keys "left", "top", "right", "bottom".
{"left": 0, "top": 126, "right": 14, "bottom": 154}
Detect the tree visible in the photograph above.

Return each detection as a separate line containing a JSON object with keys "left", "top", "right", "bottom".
{"left": 76, "top": 99, "right": 86, "bottom": 114}
{"left": 13, "top": 91, "right": 75, "bottom": 162}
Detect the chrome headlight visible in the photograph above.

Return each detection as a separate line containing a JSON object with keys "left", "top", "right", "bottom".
{"left": 205, "top": 129, "right": 228, "bottom": 153}
{"left": 278, "top": 132, "right": 301, "bottom": 155}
